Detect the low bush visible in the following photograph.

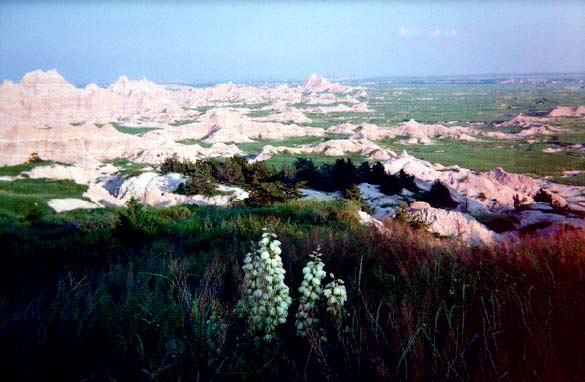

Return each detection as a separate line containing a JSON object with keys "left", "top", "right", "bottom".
{"left": 422, "top": 180, "right": 458, "bottom": 209}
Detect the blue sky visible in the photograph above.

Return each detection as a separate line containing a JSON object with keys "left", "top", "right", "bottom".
{"left": 1, "top": 1, "right": 584, "bottom": 84}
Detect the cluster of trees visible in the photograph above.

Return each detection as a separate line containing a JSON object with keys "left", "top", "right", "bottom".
{"left": 292, "top": 157, "right": 418, "bottom": 196}
{"left": 160, "top": 154, "right": 422, "bottom": 206}
{"left": 161, "top": 154, "right": 302, "bottom": 207}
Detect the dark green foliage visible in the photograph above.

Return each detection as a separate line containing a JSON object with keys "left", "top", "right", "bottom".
{"left": 344, "top": 183, "right": 372, "bottom": 214}
{"left": 379, "top": 173, "right": 402, "bottom": 195}
{"left": 183, "top": 173, "right": 215, "bottom": 196}
{"left": 160, "top": 155, "right": 417, "bottom": 207}
{"left": 343, "top": 183, "right": 362, "bottom": 201}
{"left": 369, "top": 164, "right": 419, "bottom": 196}
{"left": 332, "top": 158, "right": 358, "bottom": 190}
{"left": 370, "top": 161, "right": 387, "bottom": 184}
{"left": 397, "top": 169, "right": 418, "bottom": 192}
{"left": 245, "top": 161, "right": 277, "bottom": 184}
{"left": 160, "top": 153, "right": 194, "bottom": 174}
{"left": 213, "top": 157, "right": 245, "bottom": 185}
{"left": 423, "top": 180, "right": 458, "bottom": 209}
{"left": 245, "top": 180, "right": 298, "bottom": 207}
{"left": 293, "top": 157, "right": 319, "bottom": 186}
{"left": 357, "top": 161, "right": 372, "bottom": 183}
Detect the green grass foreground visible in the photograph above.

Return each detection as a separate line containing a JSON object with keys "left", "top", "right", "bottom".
{"left": 0, "top": 179, "right": 88, "bottom": 217}
{"left": 0, "top": 200, "right": 584, "bottom": 381}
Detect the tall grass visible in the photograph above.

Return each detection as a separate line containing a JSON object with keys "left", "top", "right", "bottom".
{"left": 0, "top": 201, "right": 583, "bottom": 381}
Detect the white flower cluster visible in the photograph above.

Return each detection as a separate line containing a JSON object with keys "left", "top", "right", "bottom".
{"left": 242, "top": 228, "right": 292, "bottom": 341}
{"left": 323, "top": 276, "right": 347, "bottom": 318}
{"left": 295, "top": 250, "right": 327, "bottom": 336}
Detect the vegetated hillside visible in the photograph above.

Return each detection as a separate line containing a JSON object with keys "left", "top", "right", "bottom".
{"left": 0, "top": 200, "right": 584, "bottom": 382}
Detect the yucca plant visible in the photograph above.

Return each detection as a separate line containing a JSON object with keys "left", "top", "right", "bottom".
{"left": 241, "top": 228, "right": 292, "bottom": 341}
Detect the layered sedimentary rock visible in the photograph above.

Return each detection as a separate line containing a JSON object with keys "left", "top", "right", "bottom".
{"left": 327, "top": 120, "right": 480, "bottom": 144}
{"left": 0, "top": 70, "right": 367, "bottom": 165}
{"left": 547, "top": 105, "right": 585, "bottom": 117}
{"left": 251, "top": 138, "right": 397, "bottom": 162}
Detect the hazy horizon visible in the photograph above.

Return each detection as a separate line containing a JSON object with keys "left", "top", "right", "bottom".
{"left": 1, "top": 1, "right": 584, "bottom": 84}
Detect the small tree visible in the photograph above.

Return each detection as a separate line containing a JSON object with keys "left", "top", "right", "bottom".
{"left": 27, "top": 152, "right": 42, "bottom": 163}
{"left": 343, "top": 183, "right": 362, "bottom": 201}
{"left": 245, "top": 161, "right": 276, "bottom": 184}
{"left": 513, "top": 194, "right": 529, "bottom": 212}
{"left": 370, "top": 162, "right": 386, "bottom": 185}
{"left": 380, "top": 173, "right": 402, "bottom": 195}
{"left": 332, "top": 158, "right": 358, "bottom": 190}
{"left": 357, "top": 161, "right": 371, "bottom": 183}
{"left": 423, "top": 181, "right": 458, "bottom": 209}
{"left": 294, "top": 158, "right": 318, "bottom": 186}
{"left": 213, "top": 157, "right": 245, "bottom": 185}
{"left": 397, "top": 169, "right": 418, "bottom": 192}
{"left": 246, "top": 181, "right": 298, "bottom": 207}
{"left": 182, "top": 173, "right": 215, "bottom": 196}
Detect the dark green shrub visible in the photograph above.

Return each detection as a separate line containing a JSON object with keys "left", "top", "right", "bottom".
{"left": 380, "top": 173, "right": 402, "bottom": 195}
{"left": 357, "top": 161, "right": 371, "bottom": 183}
{"left": 397, "top": 169, "right": 418, "bottom": 192}
{"left": 369, "top": 161, "right": 387, "bottom": 185}
{"left": 213, "top": 157, "right": 245, "bottom": 185}
{"left": 245, "top": 181, "right": 299, "bottom": 207}
{"left": 423, "top": 180, "right": 458, "bottom": 209}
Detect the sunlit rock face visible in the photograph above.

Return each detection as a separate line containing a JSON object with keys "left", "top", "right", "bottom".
{"left": 0, "top": 70, "right": 366, "bottom": 166}
{"left": 300, "top": 74, "right": 351, "bottom": 93}
{"left": 0, "top": 70, "right": 189, "bottom": 126}
{"left": 547, "top": 105, "right": 585, "bottom": 117}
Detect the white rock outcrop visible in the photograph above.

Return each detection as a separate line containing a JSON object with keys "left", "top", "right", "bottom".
{"left": 408, "top": 201, "right": 501, "bottom": 246}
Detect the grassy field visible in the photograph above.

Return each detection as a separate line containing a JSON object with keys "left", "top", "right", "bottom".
{"left": 0, "top": 178, "right": 88, "bottom": 217}
{"left": 0, "top": 160, "right": 55, "bottom": 176}
{"left": 236, "top": 136, "right": 333, "bottom": 154}
{"left": 112, "top": 122, "right": 161, "bottom": 136}
{"left": 175, "top": 139, "right": 214, "bottom": 147}
{"left": 265, "top": 151, "right": 366, "bottom": 168}
{"left": 364, "top": 83, "right": 585, "bottom": 124}
{"left": 377, "top": 137, "right": 585, "bottom": 179}
{"left": 170, "top": 119, "right": 199, "bottom": 126}
{"left": 0, "top": 200, "right": 583, "bottom": 381}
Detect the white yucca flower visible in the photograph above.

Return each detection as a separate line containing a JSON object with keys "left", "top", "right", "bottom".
{"left": 242, "top": 228, "right": 291, "bottom": 341}
{"left": 323, "top": 274, "right": 347, "bottom": 318}
{"left": 295, "top": 249, "right": 327, "bottom": 336}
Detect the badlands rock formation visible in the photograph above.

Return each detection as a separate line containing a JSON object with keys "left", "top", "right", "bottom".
{"left": 547, "top": 106, "right": 585, "bottom": 117}
{"left": 495, "top": 114, "right": 545, "bottom": 128}
{"left": 300, "top": 74, "right": 351, "bottom": 93}
{"left": 0, "top": 122, "right": 244, "bottom": 165}
{"left": 0, "top": 70, "right": 191, "bottom": 126}
{"left": 0, "top": 70, "right": 369, "bottom": 166}
{"left": 1, "top": 69, "right": 583, "bottom": 245}
{"left": 169, "top": 108, "right": 324, "bottom": 143}
{"left": 380, "top": 151, "right": 542, "bottom": 214}
{"left": 251, "top": 138, "right": 397, "bottom": 162}
{"left": 408, "top": 201, "right": 501, "bottom": 246}
{"left": 111, "top": 172, "right": 248, "bottom": 207}
{"left": 327, "top": 120, "right": 479, "bottom": 144}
